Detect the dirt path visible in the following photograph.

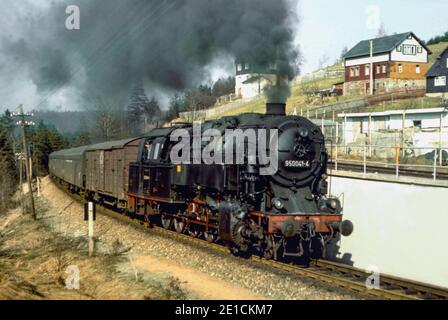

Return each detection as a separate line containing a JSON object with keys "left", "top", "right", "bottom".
{"left": 132, "top": 255, "right": 264, "bottom": 300}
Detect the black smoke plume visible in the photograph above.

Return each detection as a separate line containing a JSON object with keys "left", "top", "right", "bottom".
{"left": 2, "top": 0, "right": 300, "bottom": 108}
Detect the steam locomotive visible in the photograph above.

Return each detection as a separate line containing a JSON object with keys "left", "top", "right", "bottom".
{"left": 49, "top": 102, "right": 353, "bottom": 265}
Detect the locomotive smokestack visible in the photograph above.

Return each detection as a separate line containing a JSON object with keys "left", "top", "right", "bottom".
{"left": 266, "top": 73, "right": 288, "bottom": 115}
{"left": 266, "top": 102, "right": 286, "bottom": 116}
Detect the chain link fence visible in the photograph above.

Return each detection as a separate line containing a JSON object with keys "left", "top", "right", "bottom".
{"left": 326, "top": 143, "right": 448, "bottom": 181}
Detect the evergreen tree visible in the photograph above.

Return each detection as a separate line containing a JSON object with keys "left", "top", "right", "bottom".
{"left": 166, "top": 93, "right": 186, "bottom": 121}
{"left": 212, "top": 77, "right": 235, "bottom": 97}
{"left": 426, "top": 31, "right": 448, "bottom": 45}
{"left": 31, "top": 121, "right": 66, "bottom": 176}
{"left": 185, "top": 85, "right": 216, "bottom": 111}
{"left": 0, "top": 110, "right": 18, "bottom": 210}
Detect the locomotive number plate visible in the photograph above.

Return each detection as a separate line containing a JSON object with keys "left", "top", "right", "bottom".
{"left": 284, "top": 160, "right": 311, "bottom": 168}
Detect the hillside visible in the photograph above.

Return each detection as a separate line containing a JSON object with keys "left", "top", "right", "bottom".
{"left": 196, "top": 42, "right": 448, "bottom": 121}
{"left": 428, "top": 41, "right": 448, "bottom": 66}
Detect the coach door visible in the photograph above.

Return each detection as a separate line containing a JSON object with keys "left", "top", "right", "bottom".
{"left": 148, "top": 137, "right": 171, "bottom": 198}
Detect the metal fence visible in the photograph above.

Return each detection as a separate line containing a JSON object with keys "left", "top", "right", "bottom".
{"left": 326, "top": 143, "right": 448, "bottom": 181}
{"left": 296, "top": 89, "right": 427, "bottom": 119}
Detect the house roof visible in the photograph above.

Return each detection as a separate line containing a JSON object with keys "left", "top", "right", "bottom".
{"left": 426, "top": 46, "right": 448, "bottom": 78}
{"left": 344, "top": 32, "right": 431, "bottom": 59}
{"left": 50, "top": 146, "right": 88, "bottom": 160}
{"left": 242, "top": 75, "right": 273, "bottom": 84}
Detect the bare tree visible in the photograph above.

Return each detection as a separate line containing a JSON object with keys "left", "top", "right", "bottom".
{"left": 339, "top": 46, "right": 349, "bottom": 62}
{"left": 318, "top": 54, "right": 330, "bottom": 70}
{"left": 89, "top": 98, "right": 121, "bottom": 142}
{"left": 377, "top": 22, "right": 387, "bottom": 37}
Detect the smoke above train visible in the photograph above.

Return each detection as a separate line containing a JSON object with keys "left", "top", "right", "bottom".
{"left": 2, "top": 0, "right": 300, "bottom": 107}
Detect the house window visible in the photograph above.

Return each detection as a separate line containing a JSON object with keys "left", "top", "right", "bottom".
{"left": 435, "top": 76, "right": 447, "bottom": 87}
{"left": 398, "top": 64, "right": 403, "bottom": 73}
{"left": 413, "top": 120, "right": 422, "bottom": 128}
{"left": 365, "top": 64, "right": 370, "bottom": 76}
{"left": 245, "top": 63, "right": 250, "bottom": 70}
{"left": 416, "top": 65, "right": 421, "bottom": 74}
{"left": 349, "top": 67, "right": 354, "bottom": 77}
{"left": 446, "top": 58, "right": 448, "bottom": 68}
{"left": 376, "top": 65, "right": 380, "bottom": 74}
{"left": 417, "top": 46, "right": 423, "bottom": 54}
{"left": 355, "top": 66, "right": 360, "bottom": 77}
{"left": 403, "top": 44, "right": 416, "bottom": 55}
{"left": 237, "top": 64, "right": 243, "bottom": 72}
{"left": 382, "top": 65, "right": 387, "bottom": 73}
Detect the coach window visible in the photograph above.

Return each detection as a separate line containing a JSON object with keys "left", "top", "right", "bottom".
{"left": 150, "top": 137, "right": 167, "bottom": 161}
{"left": 143, "top": 140, "right": 153, "bottom": 161}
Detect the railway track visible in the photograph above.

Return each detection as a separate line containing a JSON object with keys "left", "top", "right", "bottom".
{"left": 329, "top": 161, "right": 448, "bottom": 181}
{"left": 54, "top": 180, "right": 448, "bottom": 300}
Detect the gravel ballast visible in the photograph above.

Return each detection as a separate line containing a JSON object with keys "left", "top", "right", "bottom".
{"left": 39, "top": 176, "right": 370, "bottom": 300}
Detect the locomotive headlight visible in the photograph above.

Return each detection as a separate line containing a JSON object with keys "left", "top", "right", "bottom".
{"left": 329, "top": 199, "right": 338, "bottom": 210}
{"left": 272, "top": 198, "right": 284, "bottom": 210}
{"left": 298, "top": 126, "right": 309, "bottom": 139}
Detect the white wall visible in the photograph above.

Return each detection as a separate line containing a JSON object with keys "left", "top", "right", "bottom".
{"left": 235, "top": 74, "right": 275, "bottom": 99}
{"left": 345, "top": 54, "right": 389, "bottom": 67}
{"left": 330, "top": 176, "right": 448, "bottom": 288}
{"left": 388, "top": 113, "right": 447, "bottom": 130}
{"left": 235, "top": 74, "right": 251, "bottom": 97}
{"left": 390, "top": 35, "right": 428, "bottom": 63}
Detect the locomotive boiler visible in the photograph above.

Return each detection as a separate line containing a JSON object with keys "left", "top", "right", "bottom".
{"left": 50, "top": 102, "right": 353, "bottom": 266}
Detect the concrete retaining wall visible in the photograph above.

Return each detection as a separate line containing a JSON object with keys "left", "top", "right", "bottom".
{"left": 328, "top": 174, "right": 448, "bottom": 288}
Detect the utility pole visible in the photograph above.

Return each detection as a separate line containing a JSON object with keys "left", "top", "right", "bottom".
{"left": 12, "top": 105, "right": 36, "bottom": 220}
{"left": 370, "top": 40, "right": 374, "bottom": 96}
{"left": 15, "top": 152, "right": 25, "bottom": 215}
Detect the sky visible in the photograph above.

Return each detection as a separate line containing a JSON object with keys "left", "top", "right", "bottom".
{"left": 0, "top": 0, "right": 447, "bottom": 113}
{"left": 296, "top": 0, "right": 448, "bottom": 73}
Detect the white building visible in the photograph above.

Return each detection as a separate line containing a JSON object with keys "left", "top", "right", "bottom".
{"left": 339, "top": 107, "right": 448, "bottom": 150}
{"left": 234, "top": 60, "right": 277, "bottom": 99}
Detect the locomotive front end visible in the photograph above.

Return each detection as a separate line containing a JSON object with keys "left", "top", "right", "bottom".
{"left": 220, "top": 102, "right": 353, "bottom": 264}
{"left": 268, "top": 102, "right": 352, "bottom": 260}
